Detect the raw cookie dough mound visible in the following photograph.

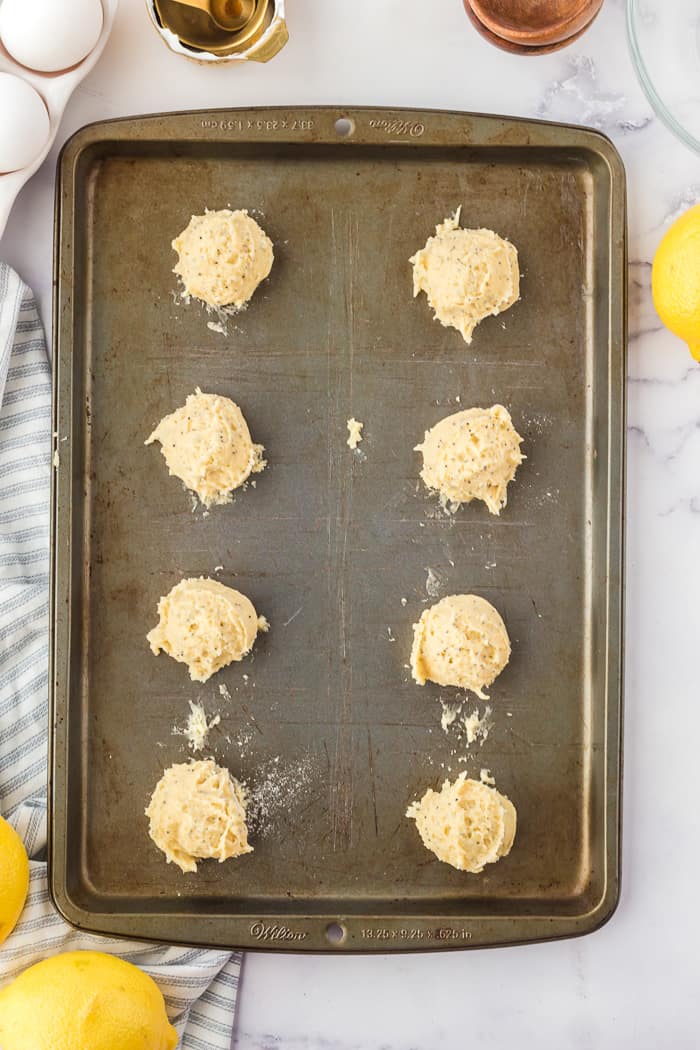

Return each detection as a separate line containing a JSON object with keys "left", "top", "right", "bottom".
{"left": 416, "top": 404, "right": 523, "bottom": 515}
{"left": 146, "top": 388, "right": 265, "bottom": 507}
{"left": 147, "top": 577, "right": 268, "bottom": 683}
{"left": 146, "top": 758, "right": 252, "bottom": 873}
{"left": 406, "top": 773, "right": 516, "bottom": 873}
{"left": 410, "top": 207, "right": 519, "bottom": 344}
{"left": 172, "top": 208, "right": 274, "bottom": 309}
{"left": 411, "top": 594, "right": 510, "bottom": 697}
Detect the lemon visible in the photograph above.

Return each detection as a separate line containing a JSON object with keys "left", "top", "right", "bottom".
{"left": 0, "top": 814, "right": 29, "bottom": 944}
{"left": 0, "top": 950, "right": 178, "bottom": 1050}
{"left": 652, "top": 202, "right": 700, "bottom": 360}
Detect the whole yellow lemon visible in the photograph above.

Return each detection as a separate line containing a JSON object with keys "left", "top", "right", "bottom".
{"left": 652, "top": 202, "right": 700, "bottom": 360}
{"left": 0, "top": 814, "right": 29, "bottom": 944}
{"left": 0, "top": 950, "right": 178, "bottom": 1050}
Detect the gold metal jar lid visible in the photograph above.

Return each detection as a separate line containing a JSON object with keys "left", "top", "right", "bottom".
{"left": 146, "top": 0, "right": 288, "bottom": 62}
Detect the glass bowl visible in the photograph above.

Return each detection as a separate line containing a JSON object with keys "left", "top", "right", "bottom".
{"left": 627, "top": 0, "right": 700, "bottom": 154}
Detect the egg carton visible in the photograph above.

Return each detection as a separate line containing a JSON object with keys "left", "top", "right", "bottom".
{"left": 0, "top": 0, "right": 118, "bottom": 240}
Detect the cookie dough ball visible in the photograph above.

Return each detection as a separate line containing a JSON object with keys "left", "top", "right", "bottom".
{"left": 146, "top": 388, "right": 265, "bottom": 507}
{"left": 406, "top": 773, "right": 516, "bottom": 873}
{"left": 410, "top": 208, "right": 519, "bottom": 344}
{"left": 411, "top": 594, "right": 510, "bottom": 697}
{"left": 146, "top": 759, "right": 252, "bottom": 873}
{"left": 172, "top": 209, "right": 273, "bottom": 309}
{"left": 147, "top": 577, "right": 268, "bottom": 683}
{"left": 416, "top": 405, "right": 523, "bottom": 515}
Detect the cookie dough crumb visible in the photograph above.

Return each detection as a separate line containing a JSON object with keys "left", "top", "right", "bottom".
{"left": 439, "top": 700, "right": 492, "bottom": 746}
{"left": 463, "top": 704, "right": 492, "bottom": 745}
{"left": 218, "top": 683, "right": 232, "bottom": 701}
{"left": 438, "top": 492, "right": 460, "bottom": 516}
{"left": 440, "top": 700, "right": 461, "bottom": 733}
{"left": 346, "top": 417, "right": 364, "bottom": 449}
{"left": 480, "top": 768, "right": 496, "bottom": 787}
{"left": 410, "top": 208, "right": 519, "bottom": 344}
{"left": 207, "top": 320, "right": 227, "bottom": 335}
{"left": 146, "top": 758, "right": 252, "bottom": 873}
{"left": 406, "top": 773, "right": 516, "bottom": 873}
{"left": 172, "top": 209, "right": 273, "bottom": 309}
{"left": 181, "top": 700, "right": 220, "bottom": 752}
{"left": 411, "top": 594, "right": 510, "bottom": 697}
{"left": 146, "top": 388, "right": 265, "bottom": 508}
{"left": 147, "top": 577, "right": 264, "bottom": 683}
{"left": 416, "top": 405, "right": 524, "bottom": 515}
{"left": 425, "top": 567, "right": 442, "bottom": 598}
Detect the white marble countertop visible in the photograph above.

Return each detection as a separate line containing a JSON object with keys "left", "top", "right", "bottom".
{"left": 3, "top": 0, "right": 698, "bottom": 1046}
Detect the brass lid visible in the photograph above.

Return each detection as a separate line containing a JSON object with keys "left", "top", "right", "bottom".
{"left": 151, "top": 0, "right": 286, "bottom": 59}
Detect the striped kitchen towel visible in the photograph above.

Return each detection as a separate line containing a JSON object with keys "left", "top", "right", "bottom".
{"left": 0, "top": 263, "right": 241, "bottom": 1049}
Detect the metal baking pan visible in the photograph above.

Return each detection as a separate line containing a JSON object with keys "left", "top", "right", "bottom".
{"left": 49, "top": 107, "right": 625, "bottom": 951}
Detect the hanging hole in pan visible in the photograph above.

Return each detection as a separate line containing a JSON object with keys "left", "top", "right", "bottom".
{"left": 335, "top": 117, "right": 354, "bottom": 138}
{"left": 325, "top": 922, "right": 346, "bottom": 944}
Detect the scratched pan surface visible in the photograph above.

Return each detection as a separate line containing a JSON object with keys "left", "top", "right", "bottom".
{"left": 50, "top": 108, "right": 625, "bottom": 951}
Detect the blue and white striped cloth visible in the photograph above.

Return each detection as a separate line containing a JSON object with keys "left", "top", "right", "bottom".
{"left": 0, "top": 263, "right": 241, "bottom": 1048}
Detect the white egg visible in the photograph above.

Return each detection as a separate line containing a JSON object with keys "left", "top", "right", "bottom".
{"left": 0, "top": 73, "right": 50, "bottom": 174}
{"left": 0, "top": 0, "right": 103, "bottom": 73}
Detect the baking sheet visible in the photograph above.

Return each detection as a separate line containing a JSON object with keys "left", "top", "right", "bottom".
{"left": 49, "top": 107, "right": 625, "bottom": 951}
